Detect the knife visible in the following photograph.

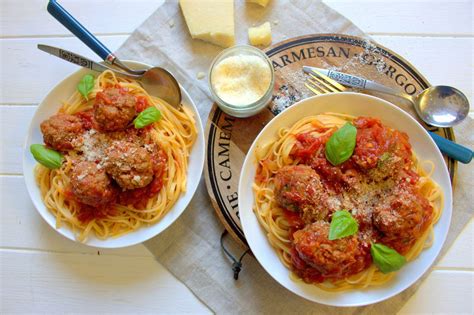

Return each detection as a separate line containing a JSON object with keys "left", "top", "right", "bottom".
{"left": 38, "top": 44, "right": 140, "bottom": 78}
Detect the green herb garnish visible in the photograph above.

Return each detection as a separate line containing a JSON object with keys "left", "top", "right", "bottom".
{"left": 370, "top": 243, "right": 407, "bottom": 274}
{"left": 30, "top": 144, "right": 63, "bottom": 169}
{"left": 77, "top": 74, "right": 95, "bottom": 100}
{"left": 133, "top": 106, "right": 162, "bottom": 129}
{"left": 328, "top": 210, "right": 359, "bottom": 240}
{"left": 325, "top": 122, "right": 357, "bottom": 166}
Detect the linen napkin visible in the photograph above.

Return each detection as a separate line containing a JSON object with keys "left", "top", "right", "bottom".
{"left": 116, "top": 0, "right": 473, "bottom": 313}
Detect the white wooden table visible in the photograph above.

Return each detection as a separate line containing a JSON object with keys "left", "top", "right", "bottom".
{"left": 1, "top": 1, "right": 472, "bottom": 313}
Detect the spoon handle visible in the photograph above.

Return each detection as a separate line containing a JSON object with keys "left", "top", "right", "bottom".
{"left": 429, "top": 132, "right": 473, "bottom": 164}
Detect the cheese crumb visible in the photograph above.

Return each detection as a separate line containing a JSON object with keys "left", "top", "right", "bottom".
{"left": 211, "top": 54, "right": 271, "bottom": 106}
{"left": 247, "top": 0, "right": 270, "bottom": 7}
{"left": 248, "top": 22, "right": 272, "bottom": 47}
{"left": 168, "top": 19, "right": 175, "bottom": 28}
{"left": 197, "top": 72, "right": 206, "bottom": 80}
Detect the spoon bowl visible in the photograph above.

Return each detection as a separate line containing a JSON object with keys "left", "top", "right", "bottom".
{"left": 414, "top": 85, "right": 470, "bottom": 128}
{"left": 140, "top": 67, "right": 182, "bottom": 109}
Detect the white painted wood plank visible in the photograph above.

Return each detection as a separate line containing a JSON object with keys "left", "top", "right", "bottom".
{"left": 0, "top": 36, "right": 127, "bottom": 104}
{"left": 0, "top": 176, "right": 151, "bottom": 257}
{"left": 437, "top": 218, "right": 474, "bottom": 269}
{"left": 324, "top": 0, "right": 473, "bottom": 36}
{"left": 0, "top": 106, "right": 34, "bottom": 174}
{"left": 398, "top": 270, "right": 474, "bottom": 314}
{"left": 0, "top": 250, "right": 211, "bottom": 314}
{"left": 1, "top": 0, "right": 472, "bottom": 38}
{"left": 1, "top": 36, "right": 472, "bottom": 105}
{"left": 372, "top": 35, "right": 473, "bottom": 103}
{"left": 0, "top": 0, "right": 164, "bottom": 38}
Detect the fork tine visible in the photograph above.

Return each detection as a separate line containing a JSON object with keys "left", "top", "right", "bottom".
{"left": 305, "top": 82, "right": 326, "bottom": 95}
{"left": 310, "top": 70, "right": 346, "bottom": 92}
{"left": 307, "top": 78, "right": 332, "bottom": 93}
{"left": 308, "top": 72, "right": 343, "bottom": 93}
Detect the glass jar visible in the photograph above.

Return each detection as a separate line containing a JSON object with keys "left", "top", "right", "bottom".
{"left": 208, "top": 45, "right": 275, "bottom": 118}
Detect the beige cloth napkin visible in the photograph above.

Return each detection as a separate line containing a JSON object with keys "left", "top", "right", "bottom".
{"left": 116, "top": 0, "right": 473, "bottom": 313}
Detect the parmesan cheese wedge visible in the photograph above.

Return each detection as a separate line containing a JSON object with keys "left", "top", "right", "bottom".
{"left": 247, "top": 0, "right": 271, "bottom": 7}
{"left": 248, "top": 22, "right": 272, "bottom": 47}
{"left": 179, "top": 0, "right": 235, "bottom": 48}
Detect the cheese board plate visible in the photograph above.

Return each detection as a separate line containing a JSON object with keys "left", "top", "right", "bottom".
{"left": 204, "top": 34, "right": 456, "bottom": 246}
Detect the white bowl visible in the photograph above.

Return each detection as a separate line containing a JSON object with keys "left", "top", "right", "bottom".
{"left": 238, "top": 92, "right": 453, "bottom": 306}
{"left": 23, "top": 61, "right": 205, "bottom": 248}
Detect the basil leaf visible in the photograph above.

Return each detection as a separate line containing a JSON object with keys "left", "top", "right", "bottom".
{"left": 325, "top": 122, "right": 357, "bottom": 166}
{"left": 30, "top": 144, "right": 63, "bottom": 169}
{"left": 77, "top": 74, "right": 95, "bottom": 100}
{"left": 371, "top": 243, "right": 406, "bottom": 274}
{"left": 133, "top": 106, "right": 162, "bottom": 128}
{"left": 328, "top": 210, "right": 358, "bottom": 240}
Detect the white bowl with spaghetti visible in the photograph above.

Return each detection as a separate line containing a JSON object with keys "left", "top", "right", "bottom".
{"left": 23, "top": 61, "right": 205, "bottom": 248}
{"left": 238, "top": 92, "right": 452, "bottom": 306}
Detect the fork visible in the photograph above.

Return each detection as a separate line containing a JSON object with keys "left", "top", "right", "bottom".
{"left": 305, "top": 69, "right": 347, "bottom": 95}
{"left": 303, "top": 68, "right": 472, "bottom": 163}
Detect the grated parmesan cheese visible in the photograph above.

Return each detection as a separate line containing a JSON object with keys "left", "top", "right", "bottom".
{"left": 211, "top": 54, "right": 271, "bottom": 106}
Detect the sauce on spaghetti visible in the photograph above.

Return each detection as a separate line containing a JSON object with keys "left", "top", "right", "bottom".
{"left": 258, "top": 117, "right": 434, "bottom": 283}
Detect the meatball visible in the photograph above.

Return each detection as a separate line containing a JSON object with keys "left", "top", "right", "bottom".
{"left": 367, "top": 153, "right": 404, "bottom": 183}
{"left": 104, "top": 141, "right": 154, "bottom": 190}
{"left": 71, "top": 161, "right": 116, "bottom": 207}
{"left": 40, "top": 114, "right": 84, "bottom": 151}
{"left": 274, "top": 165, "right": 330, "bottom": 221}
{"left": 292, "top": 221, "right": 370, "bottom": 281}
{"left": 93, "top": 87, "right": 136, "bottom": 131}
{"left": 373, "top": 185, "right": 433, "bottom": 254}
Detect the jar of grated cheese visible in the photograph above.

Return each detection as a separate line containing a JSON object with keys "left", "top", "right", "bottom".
{"left": 209, "top": 45, "right": 274, "bottom": 117}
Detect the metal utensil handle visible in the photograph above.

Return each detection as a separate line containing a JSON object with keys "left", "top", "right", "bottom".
{"left": 47, "top": 0, "right": 112, "bottom": 62}
{"left": 38, "top": 44, "right": 110, "bottom": 73}
{"left": 37, "top": 44, "right": 140, "bottom": 79}
{"left": 429, "top": 132, "right": 473, "bottom": 164}
{"left": 306, "top": 67, "right": 414, "bottom": 103}
{"left": 327, "top": 69, "right": 412, "bottom": 100}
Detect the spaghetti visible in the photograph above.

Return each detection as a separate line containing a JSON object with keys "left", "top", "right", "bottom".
{"left": 253, "top": 113, "right": 442, "bottom": 291}
{"left": 35, "top": 70, "right": 197, "bottom": 242}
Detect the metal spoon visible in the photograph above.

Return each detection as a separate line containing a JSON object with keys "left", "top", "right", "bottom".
{"left": 46, "top": 0, "right": 181, "bottom": 108}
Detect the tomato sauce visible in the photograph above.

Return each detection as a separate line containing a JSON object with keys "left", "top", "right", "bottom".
{"left": 277, "top": 117, "right": 434, "bottom": 283}
{"left": 135, "top": 96, "right": 149, "bottom": 113}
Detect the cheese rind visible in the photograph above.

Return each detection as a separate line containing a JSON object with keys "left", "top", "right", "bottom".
{"left": 248, "top": 22, "right": 272, "bottom": 47}
{"left": 247, "top": 0, "right": 270, "bottom": 7}
{"left": 179, "top": 0, "right": 235, "bottom": 48}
